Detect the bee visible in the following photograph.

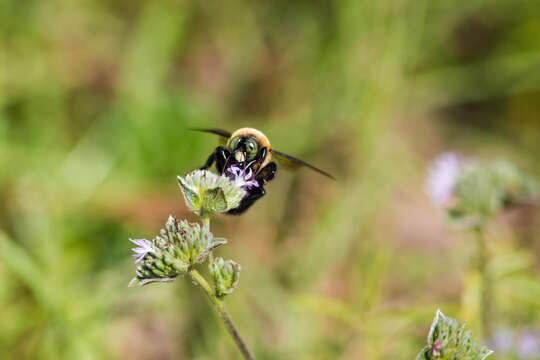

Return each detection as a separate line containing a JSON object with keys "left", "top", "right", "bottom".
{"left": 193, "top": 127, "right": 335, "bottom": 215}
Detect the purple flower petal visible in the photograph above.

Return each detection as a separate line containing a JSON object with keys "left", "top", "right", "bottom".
{"left": 226, "top": 164, "right": 259, "bottom": 190}
{"left": 490, "top": 327, "right": 515, "bottom": 355}
{"left": 227, "top": 165, "right": 242, "bottom": 178}
{"left": 518, "top": 329, "right": 540, "bottom": 359}
{"left": 129, "top": 238, "right": 154, "bottom": 263}
{"left": 244, "top": 179, "right": 259, "bottom": 189}
{"left": 426, "top": 152, "right": 462, "bottom": 206}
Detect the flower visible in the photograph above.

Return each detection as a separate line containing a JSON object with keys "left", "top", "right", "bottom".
{"left": 128, "top": 215, "right": 227, "bottom": 286}
{"left": 427, "top": 154, "right": 536, "bottom": 228}
{"left": 517, "top": 329, "right": 540, "bottom": 359}
{"left": 226, "top": 165, "right": 259, "bottom": 190}
{"left": 426, "top": 152, "right": 462, "bottom": 206}
{"left": 416, "top": 309, "right": 493, "bottom": 360}
{"left": 130, "top": 238, "right": 154, "bottom": 263}
{"left": 177, "top": 170, "right": 247, "bottom": 217}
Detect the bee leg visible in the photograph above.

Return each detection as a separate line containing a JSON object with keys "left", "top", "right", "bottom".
{"left": 257, "top": 162, "right": 277, "bottom": 184}
{"left": 200, "top": 150, "right": 216, "bottom": 170}
{"left": 256, "top": 147, "right": 268, "bottom": 163}
{"left": 200, "top": 147, "right": 229, "bottom": 171}
{"left": 247, "top": 147, "right": 268, "bottom": 173}
{"left": 214, "top": 147, "right": 231, "bottom": 174}
{"left": 227, "top": 185, "right": 265, "bottom": 215}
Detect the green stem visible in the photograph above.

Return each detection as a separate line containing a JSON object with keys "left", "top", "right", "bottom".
{"left": 202, "top": 216, "right": 211, "bottom": 229}
{"left": 474, "top": 226, "right": 491, "bottom": 340}
{"left": 188, "top": 269, "right": 254, "bottom": 360}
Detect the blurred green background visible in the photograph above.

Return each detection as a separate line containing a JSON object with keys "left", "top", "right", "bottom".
{"left": 1, "top": 0, "right": 539, "bottom": 359}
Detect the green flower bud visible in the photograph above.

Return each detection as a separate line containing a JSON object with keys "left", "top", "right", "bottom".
{"left": 209, "top": 257, "right": 241, "bottom": 297}
{"left": 129, "top": 215, "right": 227, "bottom": 286}
{"left": 416, "top": 310, "right": 493, "bottom": 360}
{"left": 450, "top": 160, "right": 536, "bottom": 227}
{"left": 491, "top": 160, "right": 536, "bottom": 206}
{"left": 177, "top": 170, "right": 247, "bottom": 217}
{"left": 428, "top": 154, "right": 536, "bottom": 228}
{"left": 451, "top": 162, "right": 502, "bottom": 226}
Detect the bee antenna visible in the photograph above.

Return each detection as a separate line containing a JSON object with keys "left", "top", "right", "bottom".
{"left": 223, "top": 154, "right": 232, "bottom": 173}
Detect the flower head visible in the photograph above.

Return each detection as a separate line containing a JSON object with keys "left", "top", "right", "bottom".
{"left": 416, "top": 309, "right": 493, "bottom": 360}
{"left": 128, "top": 215, "right": 227, "bottom": 286}
{"left": 426, "top": 152, "right": 462, "bottom": 206}
{"left": 427, "top": 153, "right": 536, "bottom": 228}
{"left": 130, "top": 238, "right": 154, "bottom": 263}
{"left": 177, "top": 170, "right": 247, "bottom": 217}
{"left": 226, "top": 165, "right": 259, "bottom": 190}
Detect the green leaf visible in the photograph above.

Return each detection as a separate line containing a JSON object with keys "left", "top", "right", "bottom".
{"left": 128, "top": 276, "right": 177, "bottom": 287}
{"left": 203, "top": 187, "right": 228, "bottom": 216}
{"left": 177, "top": 175, "right": 200, "bottom": 212}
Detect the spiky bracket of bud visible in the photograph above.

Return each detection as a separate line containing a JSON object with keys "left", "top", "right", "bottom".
{"left": 129, "top": 216, "right": 226, "bottom": 287}
{"left": 416, "top": 310, "right": 493, "bottom": 360}
{"left": 210, "top": 257, "right": 241, "bottom": 297}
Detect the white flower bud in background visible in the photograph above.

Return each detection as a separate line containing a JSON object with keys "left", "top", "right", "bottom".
{"left": 427, "top": 153, "right": 536, "bottom": 228}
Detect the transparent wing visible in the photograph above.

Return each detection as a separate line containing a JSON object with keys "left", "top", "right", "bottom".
{"left": 271, "top": 149, "right": 335, "bottom": 180}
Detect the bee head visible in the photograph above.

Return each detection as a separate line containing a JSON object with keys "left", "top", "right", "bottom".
{"left": 226, "top": 128, "right": 272, "bottom": 168}
{"left": 228, "top": 136, "right": 259, "bottom": 165}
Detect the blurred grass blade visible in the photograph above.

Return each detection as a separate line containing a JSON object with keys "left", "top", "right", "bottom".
{"left": 0, "top": 231, "right": 47, "bottom": 306}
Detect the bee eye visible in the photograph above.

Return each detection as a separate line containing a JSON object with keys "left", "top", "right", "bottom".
{"left": 228, "top": 136, "right": 241, "bottom": 151}
{"left": 246, "top": 139, "right": 259, "bottom": 160}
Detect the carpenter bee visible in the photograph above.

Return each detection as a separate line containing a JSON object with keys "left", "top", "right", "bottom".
{"left": 193, "top": 127, "right": 335, "bottom": 215}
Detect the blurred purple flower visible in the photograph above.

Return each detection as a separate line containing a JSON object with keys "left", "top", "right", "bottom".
{"left": 426, "top": 152, "right": 462, "bottom": 206}
{"left": 226, "top": 164, "right": 259, "bottom": 190}
{"left": 518, "top": 329, "right": 540, "bottom": 359}
{"left": 490, "top": 327, "right": 515, "bottom": 355}
{"left": 130, "top": 238, "right": 154, "bottom": 263}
